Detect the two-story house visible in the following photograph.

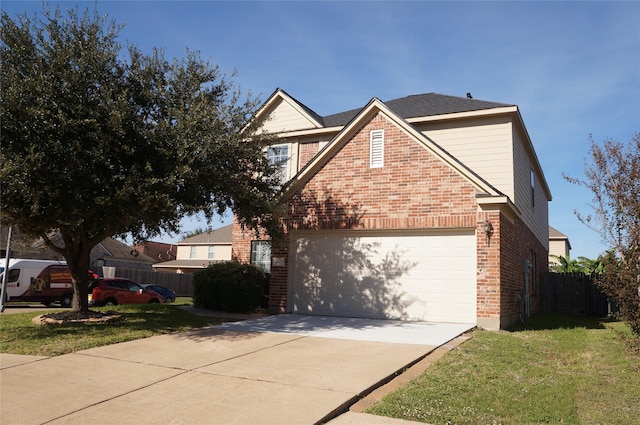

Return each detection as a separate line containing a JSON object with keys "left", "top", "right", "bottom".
{"left": 232, "top": 89, "right": 551, "bottom": 330}
{"left": 548, "top": 226, "right": 572, "bottom": 265}
{"left": 153, "top": 224, "right": 232, "bottom": 274}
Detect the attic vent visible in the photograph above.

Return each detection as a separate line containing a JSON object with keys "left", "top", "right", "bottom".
{"left": 370, "top": 129, "right": 384, "bottom": 168}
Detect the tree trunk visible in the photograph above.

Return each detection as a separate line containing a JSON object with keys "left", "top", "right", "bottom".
{"left": 67, "top": 246, "right": 92, "bottom": 312}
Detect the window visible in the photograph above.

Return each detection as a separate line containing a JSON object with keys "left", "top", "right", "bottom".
{"left": 127, "top": 281, "right": 142, "bottom": 292}
{"left": 267, "top": 145, "right": 289, "bottom": 183}
{"left": 7, "top": 269, "right": 20, "bottom": 283}
{"left": 250, "top": 241, "right": 271, "bottom": 273}
{"left": 189, "top": 245, "right": 197, "bottom": 259}
{"left": 530, "top": 169, "right": 535, "bottom": 208}
{"left": 208, "top": 246, "right": 215, "bottom": 259}
{"left": 370, "top": 130, "right": 384, "bottom": 168}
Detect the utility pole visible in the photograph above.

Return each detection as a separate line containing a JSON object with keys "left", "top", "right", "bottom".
{"left": 1, "top": 226, "right": 13, "bottom": 313}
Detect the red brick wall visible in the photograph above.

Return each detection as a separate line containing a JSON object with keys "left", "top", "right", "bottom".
{"left": 498, "top": 214, "right": 547, "bottom": 327}
{"left": 298, "top": 141, "right": 320, "bottom": 169}
{"left": 288, "top": 114, "right": 480, "bottom": 231}
{"left": 476, "top": 211, "right": 501, "bottom": 322}
{"left": 231, "top": 218, "right": 290, "bottom": 312}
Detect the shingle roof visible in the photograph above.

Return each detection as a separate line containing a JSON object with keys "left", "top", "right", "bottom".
{"left": 96, "top": 238, "right": 157, "bottom": 263}
{"left": 322, "top": 93, "right": 512, "bottom": 127}
{"left": 133, "top": 241, "right": 176, "bottom": 262}
{"left": 178, "top": 224, "right": 232, "bottom": 245}
{"left": 549, "top": 226, "right": 568, "bottom": 239}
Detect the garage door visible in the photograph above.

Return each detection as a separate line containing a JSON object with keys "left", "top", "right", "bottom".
{"left": 289, "top": 231, "right": 477, "bottom": 323}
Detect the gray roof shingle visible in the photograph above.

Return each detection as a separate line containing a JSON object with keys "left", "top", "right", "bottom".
{"left": 178, "top": 224, "right": 232, "bottom": 245}
{"left": 322, "top": 93, "right": 512, "bottom": 127}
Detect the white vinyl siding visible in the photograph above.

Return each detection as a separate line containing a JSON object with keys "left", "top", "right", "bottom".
{"left": 370, "top": 130, "right": 384, "bottom": 168}
{"left": 259, "top": 98, "right": 322, "bottom": 134}
{"left": 418, "top": 116, "right": 514, "bottom": 199}
{"left": 549, "top": 239, "right": 570, "bottom": 261}
{"left": 513, "top": 127, "right": 549, "bottom": 248}
{"left": 176, "top": 244, "right": 232, "bottom": 261}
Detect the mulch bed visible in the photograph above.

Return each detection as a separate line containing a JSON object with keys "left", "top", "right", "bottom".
{"left": 32, "top": 310, "right": 122, "bottom": 325}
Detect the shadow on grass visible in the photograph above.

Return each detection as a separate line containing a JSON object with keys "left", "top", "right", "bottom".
{"left": 508, "top": 313, "right": 614, "bottom": 332}
{"left": 0, "top": 304, "right": 251, "bottom": 356}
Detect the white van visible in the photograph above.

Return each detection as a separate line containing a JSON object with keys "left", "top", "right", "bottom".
{"left": 0, "top": 259, "right": 96, "bottom": 307}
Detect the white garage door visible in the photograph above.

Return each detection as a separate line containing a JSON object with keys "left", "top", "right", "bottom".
{"left": 289, "top": 231, "right": 477, "bottom": 323}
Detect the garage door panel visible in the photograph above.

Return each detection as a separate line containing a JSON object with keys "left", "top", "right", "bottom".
{"left": 290, "top": 232, "right": 476, "bottom": 323}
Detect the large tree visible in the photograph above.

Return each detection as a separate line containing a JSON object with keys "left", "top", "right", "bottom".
{"left": 1, "top": 6, "right": 281, "bottom": 311}
{"left": 565, "top": 133, "right": 640, "bottom": 334}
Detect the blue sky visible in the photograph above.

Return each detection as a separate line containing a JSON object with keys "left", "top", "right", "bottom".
{"left": 3, "top": 1, "right": 639, "bottom": 260}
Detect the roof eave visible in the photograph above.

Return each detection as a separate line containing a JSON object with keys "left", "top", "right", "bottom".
{"left": 405, "top": 106, "right": 519, "bottom": 123}
{"left": 476, "top": 195, "right": 521, "bottom": 219}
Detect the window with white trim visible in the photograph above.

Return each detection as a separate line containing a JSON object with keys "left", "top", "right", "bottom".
{"left": 370, "top": 130, "right": 384, "bottom": 168}
{"left": 267, "top": 145, "right": 289, "bottom": 183}
{"left": 530, "top": 169, "right": 535, "bottom": 208}
{"left": 189, "top": 245, "right": 197, "bottom": 259}
{"left": 207, "top": 246, "right": 215, "bottom": 259}
{"left": 250, "top": 241, "right": 271, "bottom": 273}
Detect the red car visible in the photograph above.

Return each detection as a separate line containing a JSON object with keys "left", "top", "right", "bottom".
{"left": 88, "top": 278, "right": 162, "bottom": 306}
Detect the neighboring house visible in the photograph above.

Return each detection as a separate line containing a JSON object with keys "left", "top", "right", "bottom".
{"left": 0, "top": 226, "right": 156, "bottom": 272}
{"left": 232, "top": 89, "right": 552, "bottom": 330}
{"left": 91, "top": 238, "right": 156, "bottom": 271}
{"left": 132, "top": 241, "right": 177, "bottom": 263}
{"left": 0, "top": 226, "right": 58, "bottom": 259}
{"left": 548, "top": 226, "right": 571, "bottom": 265}
{"left": 153, "top": 224, "right": 232, "bottom": 273}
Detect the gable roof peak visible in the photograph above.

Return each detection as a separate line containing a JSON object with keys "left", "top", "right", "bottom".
{"left": 274, "top": 88, "right": 325, "bottom": 125}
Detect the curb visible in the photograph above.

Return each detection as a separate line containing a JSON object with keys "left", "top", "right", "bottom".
{"left": 349, "top": 334, "right": 472, "bottom": 413}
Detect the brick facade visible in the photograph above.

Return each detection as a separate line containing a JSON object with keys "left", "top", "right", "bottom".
{"left": 233, "top": 112, "right": 543, "bottom": 329}
{"left": 298, "top": 141, "right": 321, "bottom": 169}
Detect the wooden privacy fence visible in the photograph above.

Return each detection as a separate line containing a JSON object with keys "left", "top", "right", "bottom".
{"left": 103, "top": 267, "right": 193, "bottom": 297}
{"left": 540, "top": 272, "right": 611, "bottom": 317}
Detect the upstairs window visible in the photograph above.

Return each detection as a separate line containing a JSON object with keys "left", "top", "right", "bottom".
{"left": 267, "top": 145, "right": 290, "bottom": 183}
{"left": 530, "top": 169, "right": 535, "bottom": 208}
{"left": 370, "top": 130, "right": 384, "bottom": 168}
{"left": 189, "top": 245, "right": 197, "bottom": 259}
{"left": 208, "top": 246, "right": 215, "bottom": 259}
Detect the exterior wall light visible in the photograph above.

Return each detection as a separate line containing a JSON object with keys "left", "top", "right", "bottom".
{"left": 483, "top": 220, "right": 494, "bottom": 244}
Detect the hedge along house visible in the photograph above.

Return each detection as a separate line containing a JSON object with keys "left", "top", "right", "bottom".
{"left": 232, "top": 89, "right": 551, "bottom": 330}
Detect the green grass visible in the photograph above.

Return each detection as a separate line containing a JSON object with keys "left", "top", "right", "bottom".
{"left": 367, "top": 314, "right": 640, "bottom": 425}
{"left": 0, "top": 302, "right": 224, "bottom": 356}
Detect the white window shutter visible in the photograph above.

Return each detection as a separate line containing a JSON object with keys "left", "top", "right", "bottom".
{"left": 370, "top": 130, "right": 384, "bottom": 168}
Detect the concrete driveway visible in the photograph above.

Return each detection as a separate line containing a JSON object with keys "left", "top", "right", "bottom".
{"left": 0, "top": 314, "right": 473, "bottom": 425}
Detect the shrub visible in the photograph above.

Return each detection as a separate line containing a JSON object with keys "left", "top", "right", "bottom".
{"left": 597, "top": 252, "right": 640, "bottom": 336}
{"left": 192, "top": 262, "right": 265, "bottom": 313}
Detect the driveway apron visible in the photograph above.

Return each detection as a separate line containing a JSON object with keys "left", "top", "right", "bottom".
{"left": 0, "top": 315, "right": 473, "bottom": 425}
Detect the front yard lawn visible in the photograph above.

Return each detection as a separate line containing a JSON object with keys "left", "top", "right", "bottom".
{"left": 367, "top": 314, "right": 640, "bottom": 425}
{"left": 0, "top": 302, "right": 223, "bottom": 356}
